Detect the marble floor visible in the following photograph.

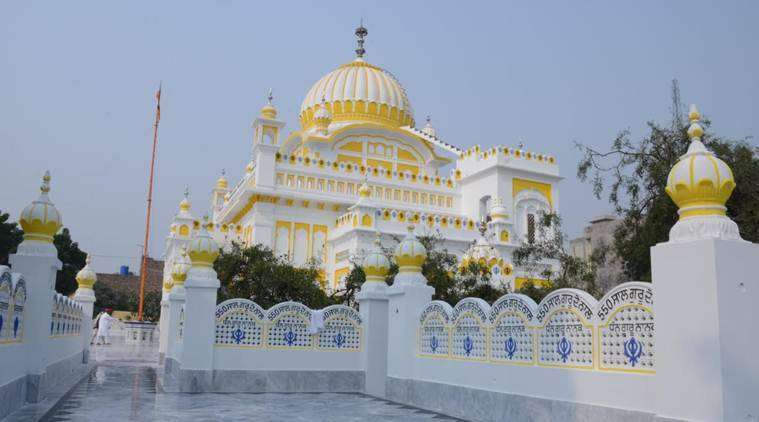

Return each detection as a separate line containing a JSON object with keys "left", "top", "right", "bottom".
{"left": 41, "top": 342, "right": 464, "bottom": 422}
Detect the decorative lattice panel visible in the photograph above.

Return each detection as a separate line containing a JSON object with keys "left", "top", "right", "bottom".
{"left": 451, "top": 299, "right": 489, "bottom": 360}
{"left": 11, "top": 278, "right": 25, "bottom": 341}
{"left": 489, "top": 294, "right": 536, "bottom": 363}
{"left": 215, "top": 299, "right": 265, "bottom": 347}
{"left": 0, "top": 271, "right": 10, "bottom": 342}
{"left": 597, "top": 283, "right": 655, "bottom": 372}
{"left": 267, "top": 302, "right": 313, "bottom": 349}
{"left": 317, "top": 305, "right": 362, "bottom": 350}
{"left": 536, "top": 290, "right": 596, "bottom": 368}
{"left": 418, "top": 301, "right": 452, "bottom": 356}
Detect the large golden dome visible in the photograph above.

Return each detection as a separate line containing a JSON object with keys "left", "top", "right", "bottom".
{"left": 299, "top": 25, "right": 414, "bottom": 130}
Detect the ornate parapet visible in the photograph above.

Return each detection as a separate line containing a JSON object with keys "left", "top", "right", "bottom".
{"left": 414, "top": 282, "right": 656, "bottom": 373}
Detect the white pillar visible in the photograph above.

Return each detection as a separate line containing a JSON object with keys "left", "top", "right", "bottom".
{"left": 10, "top": 243, "right": 60, "bottom": 403}
{"left": 73, "top": 287, "right": 95, "bottom": 363}
{"left": 386, "top": 283, "right": 433, "bottom": 380}
{"left": 357, "top": 288, "right": 389, "bottom": 398}
{"left": 178, "top": 265, "right": 219, "bottom": 392}
{"left": 652, "top": 238, "right": 759, "bottom": 421}
{"left": 158, "top": 292, "right": 170, "bottom": 363}
{"left": 165, "top": 286, "right": 185, "bottom": 362}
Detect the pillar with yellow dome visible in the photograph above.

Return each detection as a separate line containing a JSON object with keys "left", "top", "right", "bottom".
{"left": 176, "top": 217, "right": 221, "bottom": 390}
{"left": 652, "top": 104, "right": 759, "bottom": 421}
{"left": 10, "top": 171, "right": 64, "bottom": 402}
{"left": 356, "top": 231, "right": 391, "bottom": 397}
{"left": 386, "top": 225, "right": 434, "bottom": 381}
{"left": 74, "top": 254, "right": 97, "bottom": 362}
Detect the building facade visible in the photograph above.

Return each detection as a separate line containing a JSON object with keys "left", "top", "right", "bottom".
{"left": 162, "top": 26, "right": 561, "bottom": 292}
{"left": 570, "top": 214, "right": 626, "bottom": 293}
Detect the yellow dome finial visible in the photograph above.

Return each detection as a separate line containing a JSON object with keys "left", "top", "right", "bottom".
{"left": 75, "top": 254, "right": 97, "bottom": 289}
{"left": 188, "top": 216, "right": 220, "bottom": 268}
{"left": 313, "top": 96, "right": 332, "bottom": 135}
{"left": 394, "top": 224, "right": 427, "bottom": 273}
{"left": 170, "top": 246, "right": 191, "bottom": 285}
{"left": 260, "top": 88, "right": 278, "bottom": 119}
{"left": 179, "top": 186, "right": 191, "bottom": 213}
{"left": 665, "top": 104, "right": 736, "bottom": 221}
{"left": 363, "top": 232, "right": 390, "bottom": 283}
{"left": 358, "top": 178, "right": 372, "bottom": 199}
{"left": 19, "top": 170, "right": 62, "bottom": 243}
{"left": 216, "top": 169, "right": 228, "bottom": 190}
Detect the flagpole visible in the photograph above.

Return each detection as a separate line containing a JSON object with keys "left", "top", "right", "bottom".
{"left": 138, "top": 83, "right": 161, "bottom": 321}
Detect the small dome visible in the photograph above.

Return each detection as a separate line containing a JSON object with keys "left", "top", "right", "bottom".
{"left": 358, "top": 181, "right": 372, "bottom": 199}
{"left": 19, "top": 171, "right": 62, "bottom": 243}
{"left": 421, "top": 116, "right": 437, "bottom": 137}
{"left": 313, "top": 97, "right": 333, "bottom": 134}
{"left": 363, "top": 234, "right": 390, "bottom": 280}
{"left": 260, "top": 89, "right": 277, "bottom": 119}
{"left": 460, "top": 225, "right": 502, "bottom": 269}
{"left": 188, "top": 217, "right": 220, "bottom": 267}
{"left": 300, "top": 59, "right": 414, "bottom": 130}
{"left": 75, "top": 254, "right": 97, "bottom": 289}
{"left": 216, "top": 170, "right": 228, "bottom": 190}
{"left": 170, "top": 247, "right": 191, "bottom": 285}
{"left": 245, "top": 161, "right": 254, "bottom": 174}
{"left": 179, "top": 187, "right": 191, "bottom": 214}
{"left": 395, "top": 225, "right": 427, "bottom": 272}
{"left": 666, "top": 105, "right": 735, "bottom": 219}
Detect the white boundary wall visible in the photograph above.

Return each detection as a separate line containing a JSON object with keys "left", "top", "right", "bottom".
{"left": 160, "top": 237, "right": 759, "bottom": 421}
{"left": 0, "top": 262, "right": 91, "bottom": 420}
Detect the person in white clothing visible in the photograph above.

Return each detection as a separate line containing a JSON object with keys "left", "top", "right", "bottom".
{"left": 95, "top": 308, "right": 117, "bottom": 345}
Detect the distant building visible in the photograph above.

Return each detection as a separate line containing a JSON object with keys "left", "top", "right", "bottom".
{"left": 570, "top": 215, "right": 625, "bottom": 293}
{"left": 96, "top": 257, "right": 164, "bottom": 297}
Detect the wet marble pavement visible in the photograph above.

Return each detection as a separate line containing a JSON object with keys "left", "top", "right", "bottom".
{"left": 41, "top": 345, "right": 463, "bottom": 421}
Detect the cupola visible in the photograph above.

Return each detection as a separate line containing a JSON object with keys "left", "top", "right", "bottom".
{"left": 187, "top": 217, "right": 220, "bottom": 268}
{"left": 665, "top": 105, "right": 735, "bottom": 220}
{"left": 75, "top": 254, "right": 97, "bottom": 290}
{"left": 19, "top": 171, "right": 62, "bottom": 243}
{"left": 363, "top": 233, "right": 390, "bottom": 283}
{"left": 394, "top": 225, "right": 427, "bottom": 273}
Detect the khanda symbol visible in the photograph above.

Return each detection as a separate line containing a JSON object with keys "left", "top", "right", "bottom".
{"left": 624, "top": 337, "right": 643, "bottom": 367}
{"left": 463, "top": 336, "right": 474, "bottom": 356}
{"left": 557, "top": 336, "right": 572, "bottom": 363}
{"left": 333, "top": 331, "right": 346, "bottom": 348}
{"left": 284, "top": 329, "right": 297, "bottom": 346}
{"left": 231, "top": 327, "right": 245, "bottom": 344}
{"left": 430, "top": 335, "right": 439, "bottom": 353}
{"left": 505, "top": 336, "right": 517, "bottom": 359}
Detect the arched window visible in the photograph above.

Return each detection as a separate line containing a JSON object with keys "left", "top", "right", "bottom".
{"left": 527, "top": 213, "right": 536, "bottom": 244}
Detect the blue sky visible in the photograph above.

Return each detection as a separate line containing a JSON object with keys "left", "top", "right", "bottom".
{"left": 2, "top": 1, "right": 757, "bottom": 272}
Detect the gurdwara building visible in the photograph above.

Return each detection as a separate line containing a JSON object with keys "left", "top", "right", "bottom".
{"left": 163, "top": 26, "right": 560, "bottom": 293}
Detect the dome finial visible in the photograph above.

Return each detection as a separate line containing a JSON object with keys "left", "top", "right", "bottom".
{"left": 355, "top": 20, "right": 368, "bottom": 58}
{"left": 19, "top": 170, "right": 62, "bottom": 244}
{"left": 179, "top": 186, "right": 191, "bottom": 213}
{"left": 261, "top": 89, "right": 278, "bottom": 119}
{"left": 665, "top": 104, "right": 742, "bottom": 242}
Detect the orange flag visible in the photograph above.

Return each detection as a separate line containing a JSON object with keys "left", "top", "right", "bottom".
{"left": 155, "top": 84, "right": 162, "bottom": 123}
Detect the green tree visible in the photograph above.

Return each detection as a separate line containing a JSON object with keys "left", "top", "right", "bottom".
{"left": 214, "top": 242, "right": 332, "bottom": 309}
{"left": 54, "top": 228, "right": 87, "bottom": 296}
{"left": 576, "top": 81, "right": 759, "bottom": 281}
{"left": 0, "top": 211, "right": 23, "bottom": 266}
{"left": 513, "top": 212, "right": 602, "bottom": 303}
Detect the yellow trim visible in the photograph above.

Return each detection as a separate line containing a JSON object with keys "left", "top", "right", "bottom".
{"left": 514, "top": 277, "right": 550, "bottom": 290}
{"left": 513, "top": 178, "right": 553, "bottom": 208}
